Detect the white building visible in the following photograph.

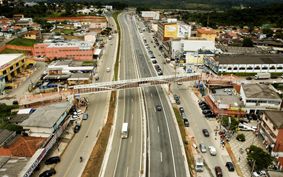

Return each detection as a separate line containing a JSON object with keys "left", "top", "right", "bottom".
{"left": 240, "top": 83, "right": 282, "bottom": 114}
{"left": 77, "top": 8, "right": 91, "bottom": 14}
{"left": 141, "top": 11, "right": 159, "bottom": 20}
{"left": 170, "top": 38, "right": 215, "bottom": 64}
{"left": 102, "top": 5, "right": 112, "bottom": 10}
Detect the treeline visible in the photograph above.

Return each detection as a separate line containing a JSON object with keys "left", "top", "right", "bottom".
{"left": 181, "top": 3, "right": 283, "bottom": 28}
{"left": 0, "top": 1, "right": 128, "bottom": 18}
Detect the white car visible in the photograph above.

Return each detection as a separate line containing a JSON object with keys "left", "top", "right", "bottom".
{"left": 77, "top": 110, "right": 83, "bottom": 114}
{"left": 223, "top": 88, "right": 231, "bottom": 92}
{"left": 208, "top": 146, "right": 217, "bottom": 156}
{"left": 73, "top": 112, "right": 78, "bottom": 115}
{"left": 107, "top": 67, "right": 111, "bottom": 72}
{"left": 69, "top": 115, "right": 79, "bottom": 121}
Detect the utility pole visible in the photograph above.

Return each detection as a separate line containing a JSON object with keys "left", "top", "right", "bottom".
{"left": 251, "top": 160, "right": 256, "bottom": 176}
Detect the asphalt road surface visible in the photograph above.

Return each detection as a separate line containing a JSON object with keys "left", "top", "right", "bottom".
{"left": 104, "top": 13, "right": 143, "bottom": 177}
{"left": 130, "top": 14, "right": 187, "bottom": 177}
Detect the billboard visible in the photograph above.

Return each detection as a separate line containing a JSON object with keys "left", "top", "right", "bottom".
{"left": 164, "top": 23, "right": 190, "bottom": 38}
{"left": 164, "top": 24, "right": 178, "bottom": 37}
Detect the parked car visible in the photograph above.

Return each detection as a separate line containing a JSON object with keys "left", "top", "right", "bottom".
{"left": 202, "top": 129, "right": 209, "bottom": 137}
{"left": 239, "top": 120, "right": 248, "bottom": 124}
{"left": 184, "top": 119, "right": 189, "bottom": 127}
{"left": 271, "top": 75, "right": 278, "bottom": 79}
{"left": 157, "top": 70, "right": 163, "bottom": 75}
{"left": 215, "top": 166, "right": 223, "bottom": 177}
{"left": 246, "top": 77, "right": 252, "bottom": 80}
{"left": 252, "top": 114, "right": 258, "bottom": 120}
{"left": 77, "top": 109, "right": 83, "bottom": 115}
{"left": 174, "top": 94, "right": 179, "bottom": 100}
{"left": 201, "top": 106, "right": 210, "bottom": 110}
{"left": 212, "top": 89, "right": 216, "bottom": 93}
{"left": 202, "top": 110, "right": 213, "bottom": 114}
{"left": 198, "top": 101, "right": 206, "bottom": 106}
{"left": 83, "top": 113, "right": 88, "bottom": 120}
{"left": 209, "top": 146, "right": 217, "bottom": 156}
{"left": 176, "top": 99, "right": 181, "bottom": 105}
{"left": 227, "top": 92, "right": 233, "bottom": 95}
{"left": 199, "top": 103, "right": 208, "bottom": 108}
{"left": 45, "top": 156, "right": 60, "bottom": 165}
{"left": 205, "top": 113, "right": 216, "bottom": 118}
{"left": 156, "top": 105, "right": 162, "bottom": 111}
{"left": 13, "top": 100, "right": 18, "bottom": 105}
{"left": 39, "top": 168, "right": 56, "bottom": 177}
{"left": 225, "top": 162, "right": 235, "bottom": 171}
{"left": 181, "top": 112, "right": 186, "bottom": 119}
{"left": 74, "top": 124, "right": 81, "bottom": 133}
{"left": 179, "top": 107, "right": 184, "bottom": 113}
{"left": 0, "top": 103, "right": 6, "bottom": 105}
{"left": 200, "top": 143, "right": 207, "bottom": 153}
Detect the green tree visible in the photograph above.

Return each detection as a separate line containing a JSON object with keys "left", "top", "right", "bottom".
{"left": 222, "top": 117, "right": 239, "bottom": 130}
{"left": 247, "top": 145, "right": 273, "bottom": 170}
{"left": 263, "top": 28, "right": 274, "bottom": 37}
{"left": 4, "top": 124, "right": 23, "bottom": 133}
{"left": 243, "top": 37, "right": 254, "bottom": 47}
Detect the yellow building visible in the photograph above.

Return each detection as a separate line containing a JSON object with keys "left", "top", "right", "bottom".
{"left": 196, "top": 28, "right": 216, "bottom": 42}
{"left": 24, "top": 30, "right": 41, "bottom": 40}
{"left": 0, "top": 54, "right": 33, "bottom": 87}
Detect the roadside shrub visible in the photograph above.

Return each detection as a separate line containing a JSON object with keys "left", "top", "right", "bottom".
{"left": 237, "top": 133, "right": 245, "bottom": 141}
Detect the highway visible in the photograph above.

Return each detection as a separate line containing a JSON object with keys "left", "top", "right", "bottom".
{"left": 130, "top": 14, "right": 187, "bottom": 177}
{"left": 104, "top": 13, "right": 143, "bottom": 177}
{"left": 138, "top": 19, "right": 230, "bottom": 176}
{"left": 47, "top": 16, "right": 119, "bottom": 177}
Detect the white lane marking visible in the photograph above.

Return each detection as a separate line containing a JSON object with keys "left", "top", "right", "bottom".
{"left": 151, "top": 93, "right": 153, "bottom": 97}
{"left": 132, "top": 113, "right": 133, "bottom": 119}
{"left": 126, "top": 166, "right": 129, "bottom": 177}
{"left": 160, "top": 152, "right": 163, "bottom": 162}
{"left": 131, "top": 136, "right": 132, "bottom": 143}
{"left": 157, "top": 126, "right": 160, "bottom": 133}
{"left": 154, "top": 107, "right": 156, "bottom": 112}
{"left": 132, "top": 98, "right": 133, "bottom": 102}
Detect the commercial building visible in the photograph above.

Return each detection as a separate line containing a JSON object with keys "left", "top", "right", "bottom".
{"left": 196, "top": 28, "right": 216, "bottom": 42}
{"left": 203, "top": 54, "right": 283, "bottom": 74}
{"left": 15, "top": 18, "right": 33, "bottom": 28}
{"left": 240, "top": 84, "right": 282, "bottom": 114}
{"left": 170, "top": 37, "right": 215, "bottom": 64}
{"left": 20, "top": 102, "right": 73, "bottom": 137}
{"left": 33, "top": 41, "right": 95, "bottom": 61}
{"left": 157, "top": 20, "right": 191, "bottom": 42}
{"left": 141, "top": 11, "right": 160, "bottom": 20}
{"left": 0, "top": 54, "right": 26, "bottom": 83}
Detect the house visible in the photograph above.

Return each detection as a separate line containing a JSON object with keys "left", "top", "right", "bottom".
{"left": 270, "top": 28, "right": 281, "bottom": 32}
{"left": 13, "top": 14, "right": 24, "bottom": 21}
{"left": 196, "top": 28, "right": 216, "bottom": 42}
{"left": 24, "top": 30, "right": 41, "bottom": 40}
{"left": 77, "top": 8, "right": 91, "bottom": 14}
{"left": 30, "top": 24, "right": 41, "bottom": 31}
{"left": 15, "top": 18, "right": 33, "bottom": 28}
{"left": 89, "top": 21, "right": 107, "bottom": 33}
{"left": 63, "top": 25, "right": 74, "bottom": 30}
{"left": 240, "top": 83, "right": 282, "bottom": 114}
{"left": 20, "top": 102, "right": 72, "bottom": 137}
{"left": 73, "top": 22, "right": 81, "bottom": 29}
{"left": 259, "top": 111, "right": 283, "bottom": 170}
{"left": 0, "top": 22, "right": 9, "bottom": 29}
{"left": 229, "top": 32, "right": 238, "bottom": 39}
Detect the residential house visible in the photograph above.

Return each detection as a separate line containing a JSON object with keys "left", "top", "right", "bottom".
{"left": 270, "top": 28, "right": 281, "bottom": 32}
{"left": 63, "top": 25, "right": 74, "bottom": 30}
{"left": 259, "top": 111, "right": 283, "bottom": 170}
{"left": 30, "top": 24, "right": 41, "bottom": 31}
{"left": 0, "top": 22, "right": 9, "bottom": 29}
{"left": 240, "top": 84, "right": 282, "bottom": 115}
{"left": 73, "top": 22, "right": 81, "bottom": 29}
{"left": 229, "top": 32, "right": 238, "bottom": 39}
{"left": 24, "top": 30, "right": 41, "bottom": 40}
{"left": 15, "top": 18, "right": 33, "bottom": 28}
{"left": 77, "top": 8, "right": 91, "bottom": 14}
{"left": 13, "top": 14, "right": 24, "bottom": 21}
{"left": 196, "top": 28, "right": 216, "bottom": 42}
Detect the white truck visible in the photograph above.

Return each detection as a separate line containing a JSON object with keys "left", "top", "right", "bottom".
{"left": 195, "top": 155, "right": 204, "bottom": 172}
{"left": 254, "top": 73, "right": 271, "bottom": 80}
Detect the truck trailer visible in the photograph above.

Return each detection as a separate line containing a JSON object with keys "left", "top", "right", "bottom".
{"left": 254, "top": 73, "right": 271, "bottom": 80}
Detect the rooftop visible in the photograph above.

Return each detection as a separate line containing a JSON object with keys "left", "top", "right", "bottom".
{"left": 0, "top": 157, "right": 30, "bottom": 177}
{"left": 264, "top": 111, "right": 283, "bottom": 129}
{"left": 25, "top": 30, "right": 40, "bottom": 35}
{"left": 47, "top": 41, "right": 94, "bottom": 50}
{"left": 0, "top": 54, "right": 23, "bottom": 70}
{"left": 0, "top": 129, "right": 15, "bottom": 146}
{"left": 0, "top": 136, "right": 46, "bottom": 157}
{"left": 213, "top": 95, "right": 242, "bottom": 106}
{"left": 214, "top": 54, "right": 283, "bottom": 64}
{"left": 20, "top": 102, "right": 70, "bottom": 128}
{"left": 197, "top": 28, "right": 216, "bottom": 34}
{"left": 10, "top": 114, "right": 31, "bottom": 123}
{"left": 68, "top": 73, "right": 91, "bottom": 80}
{"left": 242, "top": 84, "right": 281, "bottom": 100}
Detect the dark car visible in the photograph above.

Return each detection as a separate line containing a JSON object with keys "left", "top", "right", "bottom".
{"left": 246, "top": 114, "right": 253, "bottom": 120}
{"left": 5, "top": 86, "right": 13, "bottom": 89}
{"left": 202, "top": 110, "right": 212, "bottom": 114}
{"left": 156, "top": 105, "right": 162, "bottom": 111}
{"left": 74, "top": 124, "right": 81, "bottom": 133}
{"left": 176, "top": 99, "right": 181, "bottom": 105}
{"left": 13, "top": 100, "right": 18, "bottom": 105}
{"left": 181, "top": 112, "right": 186, "bottom": 119}
{"left": 271, "top": 75, "right": 278, "bottom": 79}
{"left": 0, "top": 103, "right": 6, "bottom": 105}
{"left": 201, "top": 106, "right": 210, "bottom": 110}
{"left": 45, "top": 156, "right": 60, "bottom": 165}
{"left": 83, "top": 113, "right": 88, "bottom": 120}
{"left": 174, "top": 94, "right": 179, "bottom": 100}
{"left": 212, "top": 89, "right": 216, "bottom": 93}
{"left": 198, "top": 101, "right": 206, "bottom": 106}
{"left": 179, "top": 107, "right": 184, "bottom": 113}
{"left": 39, "top": 168, "right": 56, "bottom": 177}
{"left": 184, "top": 119, "right": 189, "bottom": 127}
{"left": 202, "top": 129, "right": 209, "bottom": 137}
{"left": 199, "top": 103, "right": 208, "bottom": 108}
{"left": 151, "top": 60, "right": 157, "bottom": 64}
{"left": 205, "top": 113, "right": 216, "bottom": 118}
{"left": 252, "top": 114, "right": 258, "bottom": 120}
{"left": 239, "top": 120, "right": 248, "bottom": 124}
{"left": 225, "top": 162, "right": 235, "bottom": 171}
{"left": 215, "top": 166, "right": 223, "bottom": 177}
{"left": 246, "top": 77, "right": 252, "bottom": 80}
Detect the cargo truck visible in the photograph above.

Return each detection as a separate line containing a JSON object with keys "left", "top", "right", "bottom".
{"left": 254, "top": 73, "right": 271, "bottom": 80}
{"left": 195, "top": 155, "right": 204, "bottom": 172}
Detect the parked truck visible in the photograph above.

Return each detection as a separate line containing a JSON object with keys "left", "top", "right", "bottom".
{"left": 195, "top": 155, "right": 204, "bottom": 172}
{"left": 254, "top": 73, "right": 271, "bottom": 80}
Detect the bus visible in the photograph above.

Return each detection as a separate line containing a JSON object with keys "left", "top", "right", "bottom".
{"left": 121, "top": 123, "right": 128, "bottom": 138}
